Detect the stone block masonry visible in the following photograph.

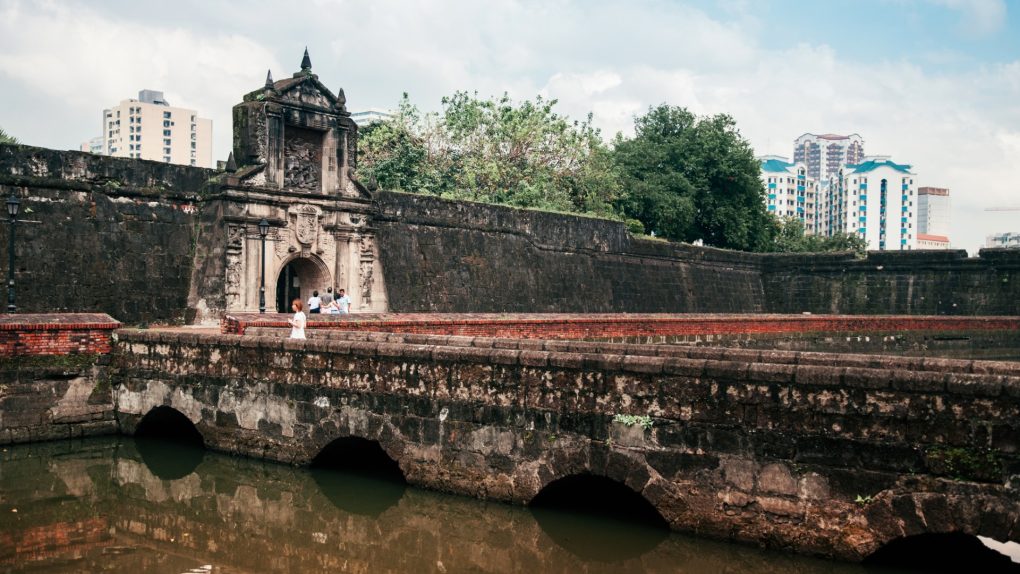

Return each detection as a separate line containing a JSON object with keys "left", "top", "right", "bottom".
{"left": 110, "top": 329, "right": 1020, "bottom": 561}
{"left": 4, "top": 144, "right": 1020, "bottom": 322}
{"left": 0, "top": 314, "right": 120, "bottom": 444}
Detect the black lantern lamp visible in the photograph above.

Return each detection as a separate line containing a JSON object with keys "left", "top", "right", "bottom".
{"left": 258, "top": 218, "right": 269, "bottom": 313}
{"left": 6, "top": 194, "right": 20, "bottom": 312}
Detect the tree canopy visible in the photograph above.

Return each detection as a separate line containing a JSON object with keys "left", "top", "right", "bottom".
{"left": 612, "top": 105, "right": 775, "bottom": 251}
{"left": 0, "top": 127, "right": 18, "bottom": 145}
{"left": 358, "top": 92, "right": 621, "bottom": 217}
{"left": 358, "top": 96, "right": 863, "bottom": 254}
{"left": 770, "top": 217, "right": 868, "bottom": 254}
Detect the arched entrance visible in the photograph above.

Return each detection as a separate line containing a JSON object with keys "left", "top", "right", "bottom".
{"left": 275, "top": 256, "right": 331, "bottom": 313}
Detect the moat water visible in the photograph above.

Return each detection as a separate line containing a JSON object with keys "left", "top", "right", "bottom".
{"left": 0, "top": 437, "right": 1012, "bottom": 573}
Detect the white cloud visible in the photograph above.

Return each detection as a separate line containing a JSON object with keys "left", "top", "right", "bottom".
{"left": 930, "top": 0, "right": 1007, "bottom": 35}
{"left": 0, "top": 0, "right": 1016, "bottom": 253}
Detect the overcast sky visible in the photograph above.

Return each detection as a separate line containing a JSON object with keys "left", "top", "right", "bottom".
{"left": 1, "top": 0, "right": 1017, "bottom": 253}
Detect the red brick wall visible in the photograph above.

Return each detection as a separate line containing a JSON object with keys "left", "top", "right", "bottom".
{"left": 0, "top": 313, "right": 121, "bottom": 356}
{"left": 222, "top": 312, "right": 1020, "bottom": 340}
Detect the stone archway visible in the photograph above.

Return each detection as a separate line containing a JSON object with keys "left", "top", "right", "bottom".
{"left": 274, "top": 255, "right": 331, "bottom": 313}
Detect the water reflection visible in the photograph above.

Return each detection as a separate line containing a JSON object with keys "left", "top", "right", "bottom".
{"left": 312, "top": 468, "right": 406, "bottom": 517}
{"left": 0, "top": 438, "right": 927, "bottom": 573}
{"left": 134, "top": 436, "right": 205, "bottom": 481}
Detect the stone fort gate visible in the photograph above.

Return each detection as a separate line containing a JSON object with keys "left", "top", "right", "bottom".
{"left": 194, "top": 51, "right": 388, "bottom": 318}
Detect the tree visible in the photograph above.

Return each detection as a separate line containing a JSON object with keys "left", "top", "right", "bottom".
{"left": 613, "top": 105, "right": 775, "bottom": 251}
{"left": 0, "top": 127, "right": 18, "bottom": 145}
{"left": 358, "top": 92, "right": 622, "bottom": 217}
{"left": 771, "top": 217, "right": 868, "bottom": 253}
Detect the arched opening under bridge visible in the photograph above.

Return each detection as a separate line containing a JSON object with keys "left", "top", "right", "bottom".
{"left": 864, "top": 532, "right": 1020, "bottom": 573}
{"left": 528, "top": 473, "right": 669, "bottom": 562}
{"left": 310, "top": 436, "right": 406, "bottom": 517}
{"left": 133, "top": 406, "right": 205, "bottom": 481}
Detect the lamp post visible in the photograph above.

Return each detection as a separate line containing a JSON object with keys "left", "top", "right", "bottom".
{"left": 6, "top": 194, "right": 20, "bottom": 313}
{"left": 258, "top": 218, "right": 269, "bottom": 313}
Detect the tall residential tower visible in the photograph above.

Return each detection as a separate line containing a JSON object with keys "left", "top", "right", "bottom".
{"left": 91, "top": 90, "right": 213, "bottom": 168}
{"left": 793, "top": 133, "right": 865, "bottom": 181}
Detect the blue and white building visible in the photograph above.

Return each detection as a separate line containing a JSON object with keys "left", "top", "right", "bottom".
{"left": 827, "top": 156, "right": 917, "bottom": 250}
{"left": 759, "top": 155, "right": 821, "bottom": 235}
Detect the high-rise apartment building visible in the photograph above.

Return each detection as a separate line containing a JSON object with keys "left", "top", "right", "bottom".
{"left": 917, "top": 187, "right": 951, "bottom": 236}
{"left": 793, "top": 133, "right": 865, "bottom": 181}
{"left": 93, "top": 90, "right": 213, "bottom": 168}
{"left": 824, "top": 156, "right": 917, "bottom": 251}
{"left": 759, "top": 155, "right": 821, "bottom": 234}
{"left": 350, "top": 108, "right": 394, "bottom": 126}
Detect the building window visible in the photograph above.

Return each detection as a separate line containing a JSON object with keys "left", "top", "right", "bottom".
{"left": 163, "top": 130, "right": 171, "bottom": 136}
{"left": 163, "top": 120, "right": 171, "bottom": 127}
{"left": 164, "top": 138, "right": 171, "bottom": 146}
{"left": 163, "top": 111, "right": 171, "bottom": 118}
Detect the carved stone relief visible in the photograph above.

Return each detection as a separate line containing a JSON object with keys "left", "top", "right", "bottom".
{"left": 284, "top": 126, "right": 323, "bottom": 191}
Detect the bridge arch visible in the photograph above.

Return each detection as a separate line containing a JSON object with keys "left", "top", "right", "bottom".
{"left": 855, "top": 491, "right": 1020, "bottom": 566}
{"left": 310, "top": 435, "right": 407, "bottom": 517}
{"left": 864, "top": 532, "right": 1020, "bottom": 573}
{"left": 133, "top": 405, "right": 205, "bottom": 481}
{"left": 134, "top": 405, "right": 204, "bottom": 445}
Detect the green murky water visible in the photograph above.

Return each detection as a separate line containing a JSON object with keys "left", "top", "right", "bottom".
{"left": 0, "top": 437, "right": 999, "bottom": 573}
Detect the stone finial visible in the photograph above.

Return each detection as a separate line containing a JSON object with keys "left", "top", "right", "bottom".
{"left": 337, "top": 87, "right": 347, "bottom": 109}
{"left": 301, "top": 47, "right": 312, "bottom": 71}
{"left": 265, "top": 69, "right": 274, "bottom": 89}
{"left": 225, "top": 151, "right": 237, "bottom": 172}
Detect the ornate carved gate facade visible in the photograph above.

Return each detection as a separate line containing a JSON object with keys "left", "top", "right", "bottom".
{"left": 189, "top": 50, "right": 387, "bottom": 322}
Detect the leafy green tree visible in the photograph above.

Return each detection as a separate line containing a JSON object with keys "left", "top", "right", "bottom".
{"left": 358, "top": 92, "right": 622, "bottom": 217}
{"left": 771, "top": 217, "right": 868, "bottom": 253}
{"left": 613, "top": 105, "right": 775, "bottom": 251}
{"left": 0, "top": 127, "right": 19, "bottom": 145}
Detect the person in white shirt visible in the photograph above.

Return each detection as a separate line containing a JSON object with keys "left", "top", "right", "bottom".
{"left": 307, "top": 290, "right": 322, "bottom": 314}
{"left": 335, "top": 289, "right": 352, "bottom": 314}
{"left": 287, "top": 299, "right": 306, "bottom": 339}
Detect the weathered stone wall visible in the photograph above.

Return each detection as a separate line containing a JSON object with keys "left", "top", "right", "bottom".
{"left": 373, "top": 191, "right": 766, "bottom": 313}
{"left": 0, "top": 314, "right": 119, "bottom": 444}
{"left": 4, "top": 145, "right": 1020, "bottom": 321}
{"left": 111, "top": 330, "right": 1020, "bottom": 560}
{"left": 762, "top": 249, "right": 1020, "bottom": 315}
{"left": 0, "top": 354, "right": 115, "bottom": 444}
{"left": 0, "top": 144, "right": 212, "bottom": 324}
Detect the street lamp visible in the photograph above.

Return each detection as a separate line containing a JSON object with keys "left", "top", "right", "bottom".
{"left": 258, "top": 218, "right": 269, "bottom": 313}
{"left": 6, "top": 194, "right": 20, "bottom": 313}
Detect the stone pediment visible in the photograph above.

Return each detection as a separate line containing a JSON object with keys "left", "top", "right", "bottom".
{"left": 274, "top": 76, "right": 344, "bottom": 113}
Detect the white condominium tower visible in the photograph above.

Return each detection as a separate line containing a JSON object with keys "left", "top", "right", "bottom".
{"left": 827, "top": 156, "right": 917, "bottom": 251}
{"left": 96, "top": 90, "right": 213, "bottom": 168}
{"left": 759, "top": 155, "right": 821, "bottom": 235}
{"left": 793, "top": 133, "right": 865, "bottom": 182}
{"left": 917, "top": 187, "right": 951, "bottom": 236}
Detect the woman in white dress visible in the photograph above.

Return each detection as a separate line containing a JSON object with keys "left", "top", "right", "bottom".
{"left": 287, "top": 298, "right": 306, "bottom": 339}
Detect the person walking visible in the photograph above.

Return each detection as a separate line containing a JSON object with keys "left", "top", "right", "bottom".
{"left": 287, "top": 298, "right": 306, "bottom": 339}
{"left": 335, "top": 288, "right": 352, "bottom": 314}
{"left": 307, "top": 290, "right": 322, "bottom": 314}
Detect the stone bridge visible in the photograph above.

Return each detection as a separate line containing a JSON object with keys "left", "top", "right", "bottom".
{"left": 110, "top": 326, "right": 1020, "bottom": 562}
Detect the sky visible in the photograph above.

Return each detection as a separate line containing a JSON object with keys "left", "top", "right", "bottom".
{"left": 0, "top": 0, "right": 1017, "bottom": 253}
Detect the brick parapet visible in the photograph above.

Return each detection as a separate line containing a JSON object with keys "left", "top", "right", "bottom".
{"left": 239, "top": 326, "right": 1020, "bottom": 377}
{"left": 0, "top": 313, "right": 121, "bottom": 356}
{"left": 221, "top": 312, "right": 1020, "bottom": 337}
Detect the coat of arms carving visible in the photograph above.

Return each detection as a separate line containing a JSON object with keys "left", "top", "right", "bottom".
{"left": 295, "top": 206, "right": 318, "bottom": 246}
